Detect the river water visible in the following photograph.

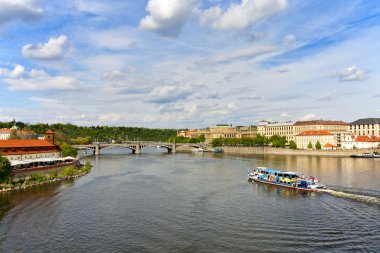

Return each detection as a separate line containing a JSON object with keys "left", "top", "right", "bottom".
{"left": 0, "top": 148, "right": 379, "bottom": 252}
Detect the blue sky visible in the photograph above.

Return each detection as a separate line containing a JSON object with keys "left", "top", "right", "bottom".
{"left": 0, "top": 0, "right": 380, "bottom": 128}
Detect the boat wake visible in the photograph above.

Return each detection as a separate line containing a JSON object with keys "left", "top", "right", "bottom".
{"left": 319, "top": 189, "right": 380, "bottom": 205}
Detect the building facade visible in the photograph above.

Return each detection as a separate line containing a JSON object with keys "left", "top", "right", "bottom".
{"left": 295, "top": 130, "right": 336, "bottom": 150}
{"left": 257, "top": 121, "right": 295, "bottom": 141}
{"left": 349, "top": 118, "right": 380, "bottom": 137}
{"left": 0, "top": 130, "right": 61, "bottom": 160}
{"left": 341, "top": 135, "right": 380, "bottom": 149}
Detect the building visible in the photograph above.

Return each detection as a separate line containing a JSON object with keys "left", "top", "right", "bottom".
{"left": 200, "top": 124, "right": 242, "bottom": 144}
{"left": 341, "top": 135, "right": 380, "bottom": 149}
{"left": 177, "top": 129, "right": 199, "bottom": 139}
{"left": 236, "top": 125, "right": 257, "bottom": 138}
{"left": 349, "top": 118, "right": 380, "bottom": 137}
{"left": 293, "top": 120, "right": 349, "bottom": 135}
{"left": 295, "top": 130, "right": 336, "bottom": 150}
{"left": 0, "top": 129, "right": 12, "bottom": 140}
{"left": 257, "top": 121, "right": 295, "bottom": 141}
{"left": 293, "top": 120, "right": 349, "bottom": 148}
{"left": 0, "top": 130, "right": 61, "bottom": 161}
{"left": 0, "top": 127, "right": 37, "bottom": 140}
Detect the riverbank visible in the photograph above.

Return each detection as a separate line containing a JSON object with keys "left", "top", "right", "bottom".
{"left": 219, "top": 146, "right": 380, "bottom": 157}
{"left": 0, "top": 161, "right": 91, "bottom": 193}
{"left": 177, "top": 145, "right": 380, "bottom": 157}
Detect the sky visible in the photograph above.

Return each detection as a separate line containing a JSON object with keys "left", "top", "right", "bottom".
{"left": 0, "top": 0, "right": 380, "bottom": 129}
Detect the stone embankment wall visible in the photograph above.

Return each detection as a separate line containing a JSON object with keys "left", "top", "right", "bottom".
{"left": 220, "top": 146, "right": 380, "bottom": 157}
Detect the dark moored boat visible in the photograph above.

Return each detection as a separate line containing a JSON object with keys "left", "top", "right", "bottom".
{"left": 350, "top": 152, "right": 380, "bottom": 158}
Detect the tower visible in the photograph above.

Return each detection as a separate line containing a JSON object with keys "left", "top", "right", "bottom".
{"left": 44, "top": 129, "right": 55, "bottom": 144}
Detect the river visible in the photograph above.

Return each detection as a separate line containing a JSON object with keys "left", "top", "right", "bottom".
{"left": 0, "top": 148, "right": 379, "bottom": 252}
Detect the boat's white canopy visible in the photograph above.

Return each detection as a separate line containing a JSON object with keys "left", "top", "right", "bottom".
{"left": 10, "top": 156, "right": 77, "bottom": 166}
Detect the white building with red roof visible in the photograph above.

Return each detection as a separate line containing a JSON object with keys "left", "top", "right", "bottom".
{"left": 0, "top": 130, "right": 61, "bottom": 160}
{"left": 295, "top": 130, "right": 337, "bottom": 150}
{"left": 342, "top": 135, "right": 380, "bottom": 149}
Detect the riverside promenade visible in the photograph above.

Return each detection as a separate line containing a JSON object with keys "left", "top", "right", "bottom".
{"left": 219, "top": 146, "right": 380, "bottom": 157}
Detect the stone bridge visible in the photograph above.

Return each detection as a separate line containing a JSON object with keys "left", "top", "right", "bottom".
{"left": 73, "top": 142, "right": 207, "bottom": 155}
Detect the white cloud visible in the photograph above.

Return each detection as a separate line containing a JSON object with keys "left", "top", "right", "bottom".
{"left": 139, "top": 0, "right": 197, "bottom": 37}
{"left": 207, "top": 45, "right": 277, "bottom": 65}
{"left": 298, "top": 113, "right": 321, "bottom": 121}
{"left": 201, "top": 0, "right": 287, "bottom": 30}
{"left": 85, "top": 28, "right": 137, "bottom": 51}
{"left": 317, "top": 93, "right": 334, "bottom": 101}
{"left": 102, "top": 70, "right": 124, "bottom": 80}
{"left": 147, "top": 84, "right": 193, "bottom": 103}
{"left": 9, "top": 65, "right": 25, "bottom": 78}
{"left": 280, "top": 112, "right": 291, "bottom": 118}
{"left": 22, "top": 35, "right": 69, "bottom": 60}
{"left": 283, "top": 34, "right": 296, "bottom": 46}
{"left": 0, "top": 65, "right": 80, "bottom": 91}
{"left": 99, "top": 113, "right": 122, "bottom": 123}
{"left": 0, "top": 0, "right": 43, "bottom": 25}
{"left": 29, "top": 97, "right": 61, "bottom": 107}
{"left": 332, "top": 66, "right": 367, "bottom": 81}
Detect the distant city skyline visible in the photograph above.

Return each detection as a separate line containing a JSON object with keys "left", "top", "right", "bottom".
{"left": 0, "top": 0, "right": 379, "bottom": 128}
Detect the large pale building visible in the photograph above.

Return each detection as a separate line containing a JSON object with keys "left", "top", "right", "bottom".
{"left": 349, "top": 118, "right": 380, "bottom": 137}
{"left": 293, "top": 120, "right": 349, "bottom": 135}
{"left": 257, "top": 121, "right": 295, "bottom": 141}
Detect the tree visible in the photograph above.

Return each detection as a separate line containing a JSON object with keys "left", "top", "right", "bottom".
{"left": 211, "top": 138, "right": 224, "bottom": 147}
{"left": 60, "top": 143, "right": 78, "bottom": 157}
{"left": 0, "top": 155, "right": 12, "bottom": 183}
{"left": 289, "top": 140, "right": 297, "bottom": 149}
{"left": 307, "top": 141, "right": 313, "bottom": 149}
{"left": 9, "top": 129, "right": 19, "bottom": 140}
{"left": 198, "top": 134, "right": 205, "bottom": 143}
{"left": 315, "top": 140, "right": 321, "bottom": 150}
{"left": 270, "top": 135, "right": 287, "bottom": 148}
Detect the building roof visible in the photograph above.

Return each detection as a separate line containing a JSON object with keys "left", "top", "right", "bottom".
{"left": 0, "top": 140, "right": 57, "bottom": 148}
{"left": 45, "top": 129, "right": 55, "bottom": 134}
{"left": 324, "top": 143, "right": 336, "bottom": 148}
{"left": 297, "top": 130, "right": 334, "bottom": 136}
{"left": 350, "top": 118, "right": 380, "bottom": 125}
{"left": 353, "top": 135, "right": 380, "bottom": 142}
{"left": 0, "top": 129, "right": 12, "bottom": 134}
{"left": 294, "top": 120, "right": 348, "bottom": 126}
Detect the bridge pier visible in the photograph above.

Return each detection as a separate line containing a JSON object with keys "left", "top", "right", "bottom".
{"left": 95, "top": 144, "right": 100, "bottom": 156}
{"left": 171, "top": 144, "right": 176, "bottom": 154}
{"left": 135, "top": 143, "right": 141, "bottom": 154}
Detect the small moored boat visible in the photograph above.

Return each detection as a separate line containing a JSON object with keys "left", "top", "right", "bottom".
{"left": 248, "top": 167, "right": 326, "bottom": 192}
{"left": 212, "top": 148, "right": 224, "bottom": 153}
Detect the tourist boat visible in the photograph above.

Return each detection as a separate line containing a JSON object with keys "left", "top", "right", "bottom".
{"left": 247, "top": 167, "right": 326, "bottom": 192}
{"left": 350, "top": 152, "right": 380, "bottom": 158}
{"left": 192, "top": 148, "right": 204, "bottom": 153}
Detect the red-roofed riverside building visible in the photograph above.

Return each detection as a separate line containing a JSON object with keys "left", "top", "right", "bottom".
{"left": 342, "top": 135, "right": 380, "bottom": 149}
{"left": 0, "top": 130, "right": 61, "bottom": 160}
{"left": 293, "top": 120, "right": 349, "bottom": 148}
{"left": 295, "top": 130, "right": 337, "bottom": 150}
